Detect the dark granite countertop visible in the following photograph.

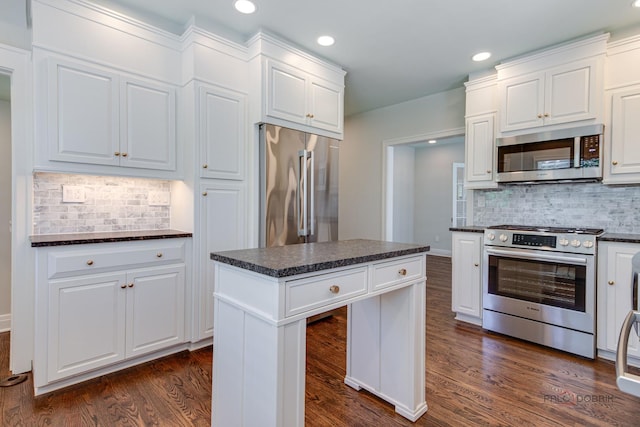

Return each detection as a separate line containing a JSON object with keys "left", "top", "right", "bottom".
{"left": 30, "top": 229, "right": 193, "bottom": 247}
{"left": 449, "top": 226, "right": 486, "bottom": 233}
{"left": 598, "top": 233, "right": 640, "bottom": 244}
{"left": 210, "top": 239, "right": 430, "bottom": 278}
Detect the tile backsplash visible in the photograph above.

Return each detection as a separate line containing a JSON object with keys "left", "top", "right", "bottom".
{"left": 473, "top": 182, "right": 640, "bottom": 233}
{"left": 33, "top": 173, "right": 171, "bottom": 235}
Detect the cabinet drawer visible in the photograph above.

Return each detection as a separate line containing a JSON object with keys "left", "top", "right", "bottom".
{"left": 372, "top": 256, "right": 424, "bottom": 290}
{"left": 47, "top": 240, "right": 186, "bottom": 279}
{"left": 285, "top": 267, "right": 367, "bottom": 316}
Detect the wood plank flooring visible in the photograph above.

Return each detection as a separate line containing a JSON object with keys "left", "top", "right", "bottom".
{"left": 3, "top": 255, "right": 640, "bottom": 425}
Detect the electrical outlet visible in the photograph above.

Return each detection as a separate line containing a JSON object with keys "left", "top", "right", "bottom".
{"left": 149, "top": 191, "right": 170, "bottom": 206}
{"left": 62, "top": 185, "right": 86, "bottom": 203}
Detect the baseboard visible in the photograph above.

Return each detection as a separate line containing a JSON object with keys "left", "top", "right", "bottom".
{"left": 0, "top": 313, "right": 11, "bottom": 333}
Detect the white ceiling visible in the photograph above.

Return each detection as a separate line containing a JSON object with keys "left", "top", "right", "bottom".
{"left": 10, "top": 1, "right": 640, "bottom": 114}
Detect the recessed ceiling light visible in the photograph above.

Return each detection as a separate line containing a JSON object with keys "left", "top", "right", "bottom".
{"left": 633, "top": 0, "right": 640, "bottom": 7}
{"left": 428, "top": 139, "right": 437, "bottom": 144}
{"left": 234, "top": 0, "right": 256, "bottom": 14}
{"left": 317, "top": 36, "right": 335, "bottom": 47}
{"left": 472, "top": 52, "right": 492, "bottom": 62}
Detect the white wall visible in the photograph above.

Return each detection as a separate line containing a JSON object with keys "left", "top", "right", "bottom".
{"left": 414, "top": 140, "right": 465, "bottom": 254}
{"left": 391, "top": 146, "right": 415, "bottom": 243}
{"left": 0, "top": 99, "right": 11, "bottom": 329}
{"left": 340, "top": 87, "right": 466, "bottom": 241}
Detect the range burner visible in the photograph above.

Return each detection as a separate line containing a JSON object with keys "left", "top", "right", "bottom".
{"left": 487, "top": 225, "right": 604, "bottom": 236}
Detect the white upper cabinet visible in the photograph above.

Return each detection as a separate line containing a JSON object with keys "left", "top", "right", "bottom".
{"left": 496, "top": 33, "right": 607, "bottom": 135}
{"left": 605, "top": 85, "right": 640, "bottom": 183}
{"left": 44, "top": 57, "right": 178, "bottom": 175}
{"left": 465, "top": 113, "right": 497, "bottom": 189}
{"left": 198, "top": 84, "right": 247, "bottom": 180}
{"left": 265, "top": 59, "right": 344, "bottom": 135}
{"left": 498, "top": 58, "right": 600, "bottom": 133}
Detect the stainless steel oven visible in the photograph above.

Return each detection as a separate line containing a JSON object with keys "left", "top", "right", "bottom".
{"left": 482, "top": 225, "right": 602, "bottom": 359}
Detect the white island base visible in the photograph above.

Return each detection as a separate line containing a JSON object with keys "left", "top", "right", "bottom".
{"left": 210, "top": 240, "right": 429, "bottom": 426}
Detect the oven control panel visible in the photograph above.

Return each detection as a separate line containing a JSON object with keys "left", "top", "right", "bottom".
{"left": 484, "top": 229, "right": 598, "bottom": 255}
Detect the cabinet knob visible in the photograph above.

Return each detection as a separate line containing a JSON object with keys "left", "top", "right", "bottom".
{"left": 128, "top": 283, "right": 134, "bottom": 288}
{"left": 474, "top": 263, "right": 479, "bottom": 267}
{"left": 398, "top": 268, "right": 407, "bottom": 276}
{"left": 544, "top": 113, "right": 550, "bottom": 117}
{"left": 203, "top": 164, "right": 208, "bottom": 169}
{"left": 114, "top": 152, "right": 120, "bottom": 157}
{"left": 121, "top": 284, "right": 127, "bottom": 289}
{"left": 121, "top": 153, "right": 128, "bottom": 157}
{"left": 86, "top": 260, "right": 94, "bottom": 266}
{"left": 306, "top": 113, "right": 315, "bottom": 118}
{"left": 202, "top": 192, "right": 208, "bottom": 196}
{"left": 537, "top": 114, "right": 543, "bottom": 119}
{"left": 608, "top": 280, "right": 615, "bottom": 286}
{"left": 329, "top": 285, "right": 340, "bottom": 294}
{"left": 612, "top": 161, "right": 618, "bottom": 166}
{"left": 486, "top": 170, "right": 491, "bottom": 174}
{"left": 156, "top": 252, "right": 163, "bottom": 258}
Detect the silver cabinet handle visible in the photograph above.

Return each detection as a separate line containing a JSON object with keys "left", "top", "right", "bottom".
{"left": 616, "top": 311, "right": 640, "bottom": 396}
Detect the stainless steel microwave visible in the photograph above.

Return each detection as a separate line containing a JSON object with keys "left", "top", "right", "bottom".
{"left": 496, "top": 124, "right": 603, "bottom": 184}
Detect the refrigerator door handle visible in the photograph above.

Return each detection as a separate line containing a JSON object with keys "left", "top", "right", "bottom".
{"left": 309, "top": 150, "right": 315, "bottom": 237}
{"left": 297, "top": 149, "right": 308, "bottom": 237}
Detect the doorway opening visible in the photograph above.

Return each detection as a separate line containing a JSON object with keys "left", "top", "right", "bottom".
{"left": 382, "top": 128, "right": 466, "bottom": 256}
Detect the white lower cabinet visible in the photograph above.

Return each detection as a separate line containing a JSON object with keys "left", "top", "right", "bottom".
{"left": 597, "top": 241, "right": 640, "bottom": 363}
{"left": 35, "top": 239, "right": 188, "bottom": 393}
{"left": 451, "top": 231, "right": 483, "bottom": 325}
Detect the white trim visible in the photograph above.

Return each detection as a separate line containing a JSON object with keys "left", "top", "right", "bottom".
{"left": 0, "top": 43, "right": 34, "bottom": 374}
{"left": 427, "top": 249, "right": 452, "bottom": 258}
{"left": 0, "top": 313, "right": 10, "bottom": 333}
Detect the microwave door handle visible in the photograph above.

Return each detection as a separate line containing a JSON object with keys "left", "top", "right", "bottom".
{"left": 574, "top": 136, "right": 581, "bottom": 168}
{"left": 616, "top": 310, "right": 640, "bottom": 397}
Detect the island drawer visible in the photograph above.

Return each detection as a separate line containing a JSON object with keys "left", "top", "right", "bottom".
{"left": 371, "top": 255, "right": 424, "bottom": 290}
{"left": 285, "top": 267, "right": 368, "bottom": 316}
{"left": 46, "top": 240, "right": 186, "bottom": 279}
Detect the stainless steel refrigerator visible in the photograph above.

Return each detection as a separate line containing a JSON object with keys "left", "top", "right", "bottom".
{"left": 259, "top": 124, "right": 339, "bottom": 247}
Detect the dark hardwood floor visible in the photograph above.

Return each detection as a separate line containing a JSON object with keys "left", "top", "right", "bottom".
{"left": 3, "top": 255, "right": 640, "bottom": 425}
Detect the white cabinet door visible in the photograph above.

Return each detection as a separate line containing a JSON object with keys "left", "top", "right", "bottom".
{"left": 266, "top": 60, "right": 308, "bottom": 124}
{"left": 199, "top": 85, "right": 246, "bottom": 180}
{"left": 605, "top": 85, "right": 640, "bottom": 183}
{"left": 120, "top": 78, "right": 177, "bottom": 171}
{"left": 597, "top": 242, "right": 640, "bottom": 358}
{"left": 309, "top": 78, "right": 343, "bottom": 133}
{"left": 498, "top": 58, "right": 598, "bottom": 133}
{"left": 198, "top": 181, "right": 247, "bottom": 338}
{"left": 47, "top": 272, "right": 127, "bottom": 382}
{"left": 265, "top": 59, "right": 344, "bottom": 135}
{"left": 544, "top": 60, "right": 595, "bottom": 126}
{"left": 499, "top": 71, "right": 545, "bottom": 132}
{"left": 47, "top": 58, "right": 120, "bottom": 166}
{"left": 465, "top": 113, "right": 497, "bottom": 189}
{"left": 451, "top": 232, "right": 483, "bottom": 325}
{"left": 126, "top": 265, "right": 185, "bottom": 358}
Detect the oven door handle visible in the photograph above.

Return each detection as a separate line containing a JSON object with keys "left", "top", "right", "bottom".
{"left": 484, "top": 247, "right": 589, "bottom": 265}
{"left": 616, "top": 310, "right": 640, "bottom": 397}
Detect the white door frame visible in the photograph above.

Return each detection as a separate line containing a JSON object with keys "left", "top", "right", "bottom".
{"left": 381, "top": 127, "right": 464, "bottom": 242}
{"left": 0, "top": 44, "right": 34, "bottom": 374}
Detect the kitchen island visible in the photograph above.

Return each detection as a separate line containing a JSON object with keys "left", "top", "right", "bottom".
{"left": 210, "top": 239, "right": 429, "bottom": 426}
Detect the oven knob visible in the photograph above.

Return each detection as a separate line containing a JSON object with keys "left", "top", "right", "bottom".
{"left": 499, "top": 234, "right": 508, "bottom": 242}
{"left": 571, "top": 239, "right": 581, "bottom": 247}
{"left": 583, "top": 240, "right": 594, "bottom": 248}
{"left": 487, "top": 233, "right": 495, "bottom": 241}
{"left": 559, "top": 238, "right": 569, "bottom": 246}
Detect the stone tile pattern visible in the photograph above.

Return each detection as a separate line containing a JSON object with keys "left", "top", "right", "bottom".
{"left": 473, "top": 183, "right": 640, "bottom": 233}
{"left": 33, "top": 173, "right": 171, "bottom": 235}
{"left": 210, "top": 239, "right": 430, "bottom": 278}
